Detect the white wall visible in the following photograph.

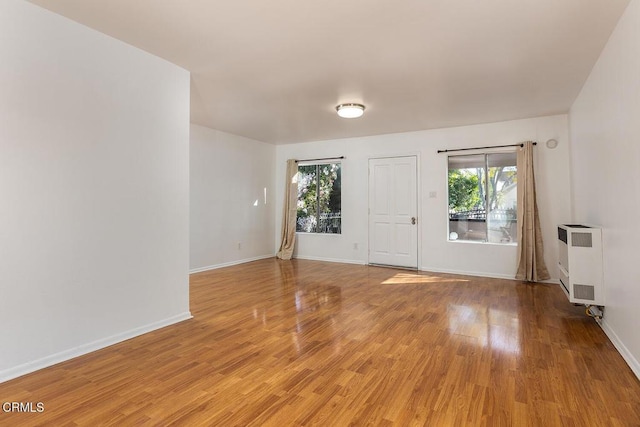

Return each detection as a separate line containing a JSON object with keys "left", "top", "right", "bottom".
{"left": 190, "top": 125, "right": 276, "bottom": 272}
{"left": 0, "top": 0, "right": 191, "bottom": 382}
{"left": 275, "top": 115, "right": 571, "bottom": 279}
{"left": 569, "top": 0, "right": 640, "bottom": 377}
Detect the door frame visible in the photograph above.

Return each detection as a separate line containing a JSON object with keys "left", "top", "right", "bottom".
{"left": 367, "top": 153, "right": 421, "bottom": 270}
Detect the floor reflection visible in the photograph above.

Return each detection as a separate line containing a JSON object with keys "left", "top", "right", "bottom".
{"left": 448, "top": 304, "right": 521, "bottom": 354}
{"left": 252, "top": 266, "right": 344, "bottom": 357}
{"left": 290, "top": 284, "right": 343, "bottom": 356}
{"left": 294, "top": 285, "right": 342, "bottom": 313}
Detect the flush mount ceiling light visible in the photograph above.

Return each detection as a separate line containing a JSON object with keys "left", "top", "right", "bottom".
{"left": 336, "top": 103, "right": 365, "bottom": 119}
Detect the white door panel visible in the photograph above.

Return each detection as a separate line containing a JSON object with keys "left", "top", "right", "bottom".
{"left": 368, "top": 156, "right": 418, "bottom": 268}
{"left": 394, "top": 163, "right": 412, "bottom": 215}
{"left": 373, "top": 164, "right": 390, "bottom": 215}
{"left": 395, "top": 223, "right": 412, "bottom": 256}
{"left": 373, "top": 223, "right": 391, "bottom": 255}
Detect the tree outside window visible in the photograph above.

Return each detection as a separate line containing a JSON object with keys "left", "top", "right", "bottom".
{"left": 296, "top": 163, "right": 341, "bottom": 233}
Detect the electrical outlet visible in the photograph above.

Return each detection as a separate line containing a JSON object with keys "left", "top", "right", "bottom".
{"left": 237, "top": 242, "right": 242, "bottom": 250}
{"left": 429, "top": 191, "right": 437, "bottom": 198}
{"left": 353, "top": 243, "right": 358, "bottom": 250}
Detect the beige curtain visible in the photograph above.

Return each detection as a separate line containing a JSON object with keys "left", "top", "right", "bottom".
{"left": 276, "top": 159, "right": 298, "bottom": 260}
{"left": 516, "top": 141, "right": 550, "bottom": 281}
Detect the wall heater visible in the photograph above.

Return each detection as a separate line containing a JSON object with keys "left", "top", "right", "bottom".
{"left": 557, "top": 224, "right": 604, "bottom": 305}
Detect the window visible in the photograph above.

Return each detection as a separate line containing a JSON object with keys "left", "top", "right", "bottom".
{"left": 448, "top": 152, "right": 517, "bottom": 243}
{"left": 296, "top": 162, "right": 341, "bottom": 233}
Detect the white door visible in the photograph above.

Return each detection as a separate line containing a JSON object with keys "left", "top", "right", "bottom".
{"left": 368, "top": 156, "right": 418, "bottom": 268}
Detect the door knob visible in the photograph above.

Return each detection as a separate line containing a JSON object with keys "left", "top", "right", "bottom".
{"left": 411, "top": 217, "right": 416, "bottom": 225}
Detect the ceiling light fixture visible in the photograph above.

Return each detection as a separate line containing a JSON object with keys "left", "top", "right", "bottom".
{"left": 336, "top": 103, "right": 365, "bottom": 119}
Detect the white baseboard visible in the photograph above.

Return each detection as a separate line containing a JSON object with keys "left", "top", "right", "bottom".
{"left": 600, "top": 319, "right": 640, "bottom": 380}
{"left": 294, "top": 255, "right": 366, "bottom": 265}
{"left": 0, "top": 312, "right": 192, "bottom": 384}
{"left": 189, "top": 254, "right": 274, "bottom": 274}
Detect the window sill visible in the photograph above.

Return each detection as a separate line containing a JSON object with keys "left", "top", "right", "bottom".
{"left": 296, "top": 232, "right": 342, "bottom": 236}
{"left": 447, "top": 239, "right": 517, "bottom": 247}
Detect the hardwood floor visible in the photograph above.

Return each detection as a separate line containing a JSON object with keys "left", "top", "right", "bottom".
{"left": 1, "top": 258, "right": 639, "bottom": 426}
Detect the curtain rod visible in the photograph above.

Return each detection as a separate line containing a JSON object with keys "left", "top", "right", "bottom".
{"left": 295, "top": 156, "right": 345, "bottom": 163}
{"left": 437, "top": 142, "right": 536, "bottom": 154}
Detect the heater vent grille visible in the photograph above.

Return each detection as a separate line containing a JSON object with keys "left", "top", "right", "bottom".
{"left": 558, "top": 227, "right": 567, "bottom": 244}
{"left": 571, "top": 232, "right": 592, "bottom": 248}
{"left": 574, "top": 284, "right": 595, "bottom": 301}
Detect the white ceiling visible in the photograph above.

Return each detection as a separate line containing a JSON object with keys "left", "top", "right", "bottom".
{"left": 28, "top": 0, "right": 630, "bottom": 144}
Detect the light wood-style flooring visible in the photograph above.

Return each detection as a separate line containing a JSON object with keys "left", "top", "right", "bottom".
{"left": 1, "top": 259, "right": 639, "bottom": 426}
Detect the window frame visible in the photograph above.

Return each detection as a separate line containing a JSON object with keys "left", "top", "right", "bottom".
{"left": 447, "top": 150, "right": 517, "bottom": 245}
{"left": 296, "top": 160, "right": 342, "bottom": 234}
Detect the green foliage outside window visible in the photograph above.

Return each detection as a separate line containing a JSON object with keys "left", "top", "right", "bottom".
{"left": 297, "top": 163, "right": 341, "bottom": 233}
{"left": 448, "top": 169, "right": 481, "bottom": 213}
